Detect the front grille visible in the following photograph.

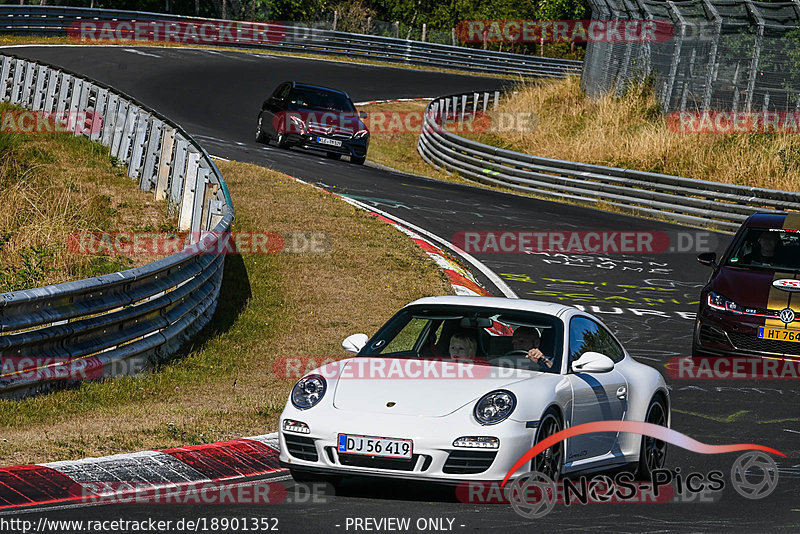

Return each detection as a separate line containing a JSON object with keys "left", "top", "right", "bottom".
{"left": 729, "top": 333, "right": 800, "bottom": 356}
{"left": 338, "top": 453, "right": 422, "bottom": 471}
{"left": 285, "top": 434, "right": 318, "bottom": 462}
{"left": 699, "top": 324, "right": 732, "bottom": 347}
{"left": 442, "top": 450, "right": 497, "bottom": 474}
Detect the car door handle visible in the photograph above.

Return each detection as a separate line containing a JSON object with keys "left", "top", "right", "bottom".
{"left": 616, "top": 386, "right": 627, "bottom": 400}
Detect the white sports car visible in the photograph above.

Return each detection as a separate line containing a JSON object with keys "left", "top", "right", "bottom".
{"left": 278, "top": 296, "right": 670, "bottom": 484}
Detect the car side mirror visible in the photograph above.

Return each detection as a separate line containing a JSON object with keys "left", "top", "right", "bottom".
{"left": 342, "top": 333, "right": 368, "bottom": 354}
{"left": 697, "top": 252, "right": 717, "bottom": 267}
{"left": 571, "top": 352, "right": 615, "bottom": 373}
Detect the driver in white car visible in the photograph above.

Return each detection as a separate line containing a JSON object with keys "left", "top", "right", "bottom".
{"left": 511, "top": 326, "right": 553, "bottom": 368}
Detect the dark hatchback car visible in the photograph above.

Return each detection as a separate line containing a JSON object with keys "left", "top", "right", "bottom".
{"left": 693, "top": 212, "right": 800, "bottom": 360}
{"left": 255, "top": 81, "right": 369, "bottom": 164}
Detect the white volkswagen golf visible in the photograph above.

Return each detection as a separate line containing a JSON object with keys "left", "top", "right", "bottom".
{"left": 279, "top": 296, "right": 670, "bottom": 484}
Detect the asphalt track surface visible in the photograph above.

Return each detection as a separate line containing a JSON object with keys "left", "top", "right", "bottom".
{"left": 5, "top": 46, "right": 800, "bottom": 532}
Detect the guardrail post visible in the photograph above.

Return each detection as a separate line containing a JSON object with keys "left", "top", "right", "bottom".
{"left": 0, "top": 56, "right": 11, "bottom": 100}
{"left": 493, "top": 91, "right": 499, "bottom": 111}
{"left": 179, "top": 150, "right": 201, "bottom": 231}
{"left": 170, "top": 137, "right": 189, "bottom": 207}
{"left": 32, "top": 64, "right": 47, "bottom": 109}
{"left": 127, "top": 112, "right": 149, "bottom": 178}
{"left": 10, "top": 59, "right": 25, "bottom": 104}
{"left": 91, "top": 88, "right": 108, "bottom": 142}
{"left": 110, "top": 100, "right": 129, "bottom": 158}
{"left": 117, "top": 104, "right": 139, "bottom": 163}
{"left": 192, "top": 167, "right": 211, "bottom": 234}
{"left": 482, "top": 92, "right": 489, "bottom": 111}
{"left": 66, "top": 77, "right": 83, "bottom": 132}
{"left": 43, "top": 66, "right": 58, "bottom": 112}
{"left": 155, "top": 125, "right": 176, "bottom": 201}
{"left": 55, "top": 72, "right": 71, "bottom": 114}
{"left": 140, "top": 117, "right": 163, "bottom": 191}
{"left": 21, "top": 60, "right": 34, "bottom": 106}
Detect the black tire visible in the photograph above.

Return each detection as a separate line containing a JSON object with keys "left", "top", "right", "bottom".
{"left": 255, "top": 113, "right": 267, "bottom": 143}
{"left": 350, "top": 155, "right": 366, "bottom": 165}
{"left": 637, "top": 396, "right": 668, "bottom": 480}
{"left": 325, "top": 152, "right": 341, "bottom": 160}
{"left": 276, "top": 132, "right": 290, "bottom": 149}
{"left": 531, "top": 409, "right": 563, "bottom": 481}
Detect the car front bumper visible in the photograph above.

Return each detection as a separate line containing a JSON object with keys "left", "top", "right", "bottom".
{"left": 284, "top": 133, "right": 368, "bottom": 158}
{"left": 278, "top": 411, "right": 535, "bottom": 483}
{"left": 694, "top": 304, "right": 800, "bottom": 360}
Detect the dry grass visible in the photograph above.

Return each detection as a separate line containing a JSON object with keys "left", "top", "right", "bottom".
{"left": 0, "top": 107, "right": 176, "bottom": 292}
{"left": 471, "top": 77, "right": 800, "bottom": 191}
{"left": 360, "top": 100, "right": 483, "bottom": 187}
{"left": 0, "top": 159, "right": 452, "bottom": 466}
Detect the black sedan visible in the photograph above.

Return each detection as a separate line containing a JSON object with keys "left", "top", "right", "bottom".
{"left": 255, "top": 81, "right": 369, "bottom": 165}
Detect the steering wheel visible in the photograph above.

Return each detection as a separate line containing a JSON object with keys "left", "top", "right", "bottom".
{"left": 503, "top": 350, "right": 531, "bottom": 357}
{"left": 501, "top": 349, "right": 552, "bottom": 369}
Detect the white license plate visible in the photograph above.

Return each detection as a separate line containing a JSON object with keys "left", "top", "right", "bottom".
{"left": 316, "top": 137, "right": 342, "bottom": 147}
{"left": 337, "top": 434, "right": 412, "bottom": 459}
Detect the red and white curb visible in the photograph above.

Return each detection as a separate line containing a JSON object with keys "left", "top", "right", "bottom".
{"left": 0, "top": 435, "right": 282, "bottom": 509}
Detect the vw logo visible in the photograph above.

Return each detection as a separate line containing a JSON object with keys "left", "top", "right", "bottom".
{"left": 779, "top": 308, "right": 795, "bottom": 324}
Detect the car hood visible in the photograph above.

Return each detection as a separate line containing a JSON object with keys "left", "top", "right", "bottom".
{"left": 712, "top": 265, "right": 797, "bottom": 309}
{"left": 330, "top": 357, "right": 533, "bottom": 417}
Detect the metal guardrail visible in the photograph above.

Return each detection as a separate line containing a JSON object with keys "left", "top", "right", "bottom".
{"left": 417, "top": 91, "right": 800, "bottom": 232}
{"left": 0, "top": 5, "right": 582, "bottom": 79}
{"left": 0, "top": 52, "right": 234, "bottom": 399}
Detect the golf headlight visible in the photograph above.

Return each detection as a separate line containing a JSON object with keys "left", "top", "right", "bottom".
{"left": 474, "top": 390, "right": 516, "bottom": 425}
{"left": 707, "top": 292, "right": 742, "bottom": 313}
{"left": 353, "top": 129, "right": 369, "bottom": 138}
{"left": 291, "top": 374, "right": 326, "bottom": 409}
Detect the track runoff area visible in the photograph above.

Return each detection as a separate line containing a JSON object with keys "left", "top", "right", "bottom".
{"left": 2, "top": 45, "right": 797, "bottom": 532}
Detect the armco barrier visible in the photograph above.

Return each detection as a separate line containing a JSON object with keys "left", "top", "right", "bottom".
{"left": 417, "top": 91, "right": 800, "bottom": 232}
{"left": 0, "top": 5, "right": 582, "bottom": 79}
{"left": 0, "top": 52, "right": 234, "bottom": 399}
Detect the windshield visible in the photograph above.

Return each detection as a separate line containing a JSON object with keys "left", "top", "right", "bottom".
{"left": 726, "top": 227, "right": 800, "bottom": 271}
{"left": 360, "top": 305, "right": 564, "bottom": 373}
{"left": 288, "top": 87, "right": 355, "bottom": 112}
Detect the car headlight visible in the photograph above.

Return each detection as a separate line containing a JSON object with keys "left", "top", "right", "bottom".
{"left": 291, "top": 374, "right": 326, "bottom": 409}
{"left": 474, "top": 390, "right": 516, "bottom": 425}
{"left": 707, "top": 291, "right": 742, "bottom": 313}
{"left": 353, "top": 129, "right": 369, "bottom": 139}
